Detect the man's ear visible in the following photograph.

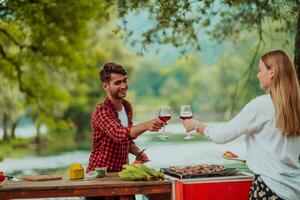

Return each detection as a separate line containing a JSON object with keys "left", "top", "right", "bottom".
{"left": 102, "top": 82, "right": 108, "bottom": 90}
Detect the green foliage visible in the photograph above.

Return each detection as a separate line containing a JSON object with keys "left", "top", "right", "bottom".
{"left": 131, "top": 68, "right": 166, "bottom": 97}
{"left": 0, "top": 130, "right": 90, "bottom": 159}
{"left": 223, "top": 162, "right": 253, "bottom": 174}
{"left": 0, "top": 1, "right": 140, "bottom": 138}
{"left": 113, "top": 0, "right": 299, "bottom": 52}
{"left": 34, "top": 166, "right": 70, "bottom": 177}
{"left": 34, "top": 130, "right": 77, "bottom": 156}
{"left": 130, "top": 20, "right": 295, "bottom": 121}
{"left": 0, "top": 0, "right": 107, "bottom": 137}
{"left": 63, "top": 14, "right": 140, "bottom": 136}
{"left": 0, "top": 138, "right": 33, "bottom": 158}
{"left": 0, "top": 152, "right": 4, "bottom": 161}
{"left": 0, "top": 76, "right": 25, "bottom": 116}
{"left": 112, "top": 0, "right": 300, "bottom": 80}
{"left": 0, "top": 1, "right": 297, "bottom": 152}
{"left": 0, "top": 75, "right": 26, "bottom": 138}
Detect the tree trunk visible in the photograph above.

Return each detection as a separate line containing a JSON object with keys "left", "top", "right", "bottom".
{"left": 294, "top": 7, "right": 300, "bottom": 82}
{"left": 11, "top": 119, "right": 20, "bottom": 139}
{"left": 35, "top": 122, "right": 41, "bottom": 144}
{"left": 75, "top": 123, "right": 85, "bottom": 141}
{"left": 2, "top": 114, "right": 9, "bottom": 140}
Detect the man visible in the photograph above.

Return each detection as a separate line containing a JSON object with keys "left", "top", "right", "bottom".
{"left": 87, "top": 62, "right": 165, "bottom": 173}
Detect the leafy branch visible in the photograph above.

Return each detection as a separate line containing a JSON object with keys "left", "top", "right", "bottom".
{"left": 0, "top": 44, "right": 36, "bottom": 97}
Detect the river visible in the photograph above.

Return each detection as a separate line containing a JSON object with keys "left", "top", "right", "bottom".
{"left": 0, "top": 123, "right": 247, "bottom": 175}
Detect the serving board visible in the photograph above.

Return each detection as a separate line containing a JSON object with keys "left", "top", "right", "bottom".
{"left": 224, "top": 157, "right": 246, "bottom": 162}
{"left": 21, "top": 175, "right": 63, "bottom": 181}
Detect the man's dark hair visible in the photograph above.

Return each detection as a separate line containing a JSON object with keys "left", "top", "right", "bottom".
{"left": 99, "top": 62, "right": 127, "bottom": 83}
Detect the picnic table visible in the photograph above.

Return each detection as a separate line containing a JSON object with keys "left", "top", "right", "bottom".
{"left": 0, "top": 173, "right": 172, "bottom": 200}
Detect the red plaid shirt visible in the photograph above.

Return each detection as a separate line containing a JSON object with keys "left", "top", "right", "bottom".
{"left": 87, "top": 97, "right": 135, "bottom": 172}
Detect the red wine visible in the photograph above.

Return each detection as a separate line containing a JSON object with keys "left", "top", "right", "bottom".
{"left": 180, "top": 115, "right": 193, "bottom": 120}
{"left": 159, "top": 116, "right": 171, "bottom": 122}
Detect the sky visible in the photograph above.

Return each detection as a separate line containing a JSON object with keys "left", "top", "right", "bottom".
{"left": 120, "top": 9, "right": 227, "bottom": 67}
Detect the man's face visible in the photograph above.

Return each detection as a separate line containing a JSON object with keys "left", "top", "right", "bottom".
{"left": 103, "top": 73, "right": 128, "bottom": 100}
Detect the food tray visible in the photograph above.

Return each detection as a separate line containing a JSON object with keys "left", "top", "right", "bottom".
{"left": 161, "top": 167, "right": 240, "bottom": 179}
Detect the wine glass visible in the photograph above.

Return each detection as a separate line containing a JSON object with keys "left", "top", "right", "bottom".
{"left": 180, "top": 105, "right": 194, "bottom": 139}
{"left": 158, "top": 106, "right": 171, "bottom": 140}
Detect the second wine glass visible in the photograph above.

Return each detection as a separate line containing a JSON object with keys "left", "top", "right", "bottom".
{"left": 158, "top": 106, "right": 171, "bottom": 140}
{"left": 180, "top": 105, "right": 194, "bottom": 139}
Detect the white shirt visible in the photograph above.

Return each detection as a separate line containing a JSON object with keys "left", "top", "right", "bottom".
{"left": 204, "top": 94, "right": 300, "bottom": 200}
{"left": 118, "top": 105, "right": 128, "bottom": 127}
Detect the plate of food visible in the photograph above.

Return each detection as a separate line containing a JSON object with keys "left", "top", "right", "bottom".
{"left": 223, "top": 151, "right": 246, "bottom": 162}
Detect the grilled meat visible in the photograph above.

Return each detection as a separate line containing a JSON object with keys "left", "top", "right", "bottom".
{"left": 223, "top": 151, "right": 239, "bottom": 159}
{"left": 169, "top": 165, "right": 225, "bottom": 175}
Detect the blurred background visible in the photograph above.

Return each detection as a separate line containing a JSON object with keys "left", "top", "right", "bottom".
{"left": 0, "top": 0, "right": 299, "bottom": 180}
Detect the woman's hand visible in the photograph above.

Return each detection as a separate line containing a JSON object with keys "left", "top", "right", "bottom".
{"left": 182, "top": 119, "right": 199, "bottom": 132}
{"left": 183, "top": 119, "right": 207, "bottom": 135}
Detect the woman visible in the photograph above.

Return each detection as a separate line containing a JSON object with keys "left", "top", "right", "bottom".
{"left": 183, "top": 50, "right": 300, "bottom": 200}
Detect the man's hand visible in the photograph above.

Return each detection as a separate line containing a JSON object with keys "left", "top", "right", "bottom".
{"left": 136, "top": 152, "right": 149, "bottom": 162}
{"left": 146, "top": 119, "right": 165, "bottom": 132}
{"left": 132, "top": 149, "right": 149, "bottom": 164}
{"left": 130, "top": 118, "right": 166, "bottom": 138}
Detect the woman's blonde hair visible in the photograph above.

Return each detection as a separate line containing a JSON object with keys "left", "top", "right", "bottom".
{"left": 261, "top": 50, "right": 300, "bottom": 136}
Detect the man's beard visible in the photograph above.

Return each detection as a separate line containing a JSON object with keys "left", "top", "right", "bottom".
{"left": 110, "top": 89, "right": 126, "bottom": 100}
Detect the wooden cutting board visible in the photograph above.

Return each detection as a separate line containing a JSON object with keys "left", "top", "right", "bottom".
{"left": 21, "top": 175, "right": 63, "bottom": 181}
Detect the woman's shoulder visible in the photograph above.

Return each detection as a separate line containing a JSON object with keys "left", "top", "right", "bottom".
{"left": 247, "top": 94, "right": 273, "bottom": 111}
{"left": 252, "top": 94, "right": 271, "bottom": 103}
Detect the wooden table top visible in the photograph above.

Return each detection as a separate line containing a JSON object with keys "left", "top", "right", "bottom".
{"left": 0, "top": 172, "right": 172, "bottom": 191}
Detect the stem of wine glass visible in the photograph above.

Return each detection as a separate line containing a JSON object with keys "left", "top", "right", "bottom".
{"left": 184, "top": 127, "right": 193, "bottom": 139}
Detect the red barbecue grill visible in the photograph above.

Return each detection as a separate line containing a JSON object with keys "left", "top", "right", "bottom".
{"left": 161, "top": 165, "right": 253, "bottom": 200}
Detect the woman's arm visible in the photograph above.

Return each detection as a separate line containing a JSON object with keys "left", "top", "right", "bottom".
{"left": 183, "top": 96, "right": 268, "bottom": 144}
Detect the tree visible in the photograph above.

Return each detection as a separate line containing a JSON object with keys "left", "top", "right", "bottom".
{"left": 112, "top": 0, "right": 300, "bottom": 80}
{"left": 1, "top": 1, "right": 146, "bottom": 141}
{"left": 0, "top": 75, "right": 26, "bottom": 140}
{"left": 0, "top": 0, "right": 107, "bottom": 134}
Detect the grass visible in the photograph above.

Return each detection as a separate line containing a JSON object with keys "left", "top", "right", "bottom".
{"left": 10, "top": 166, "right": 70, "bottom": 177}
{"left": 223, "top": 162, "right": 253, "bottom": 174}
{"left": 0, "top": 130, "right": 92, "bottom": 160}
{"left": 0, "top": 152, "right": 4, "bottom": 161}
{"left": 146, "top": 133, "right": 209, "bottom": 143}
{"left": 35, "top": 166, "right": 70, "bottom": 176}
{"left": 0, "top": 138, "right": 34, "bottom": 158}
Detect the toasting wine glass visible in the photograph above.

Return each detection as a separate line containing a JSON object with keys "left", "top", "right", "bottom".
{"left": 158, "top": 106, "right": 171, "bottom": 140}
{"left": 180, "top": 105, "right": 194, "bottom": 139}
